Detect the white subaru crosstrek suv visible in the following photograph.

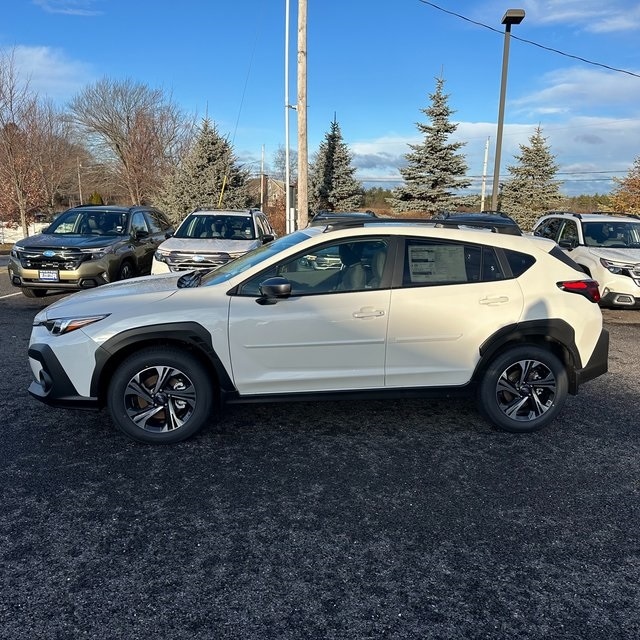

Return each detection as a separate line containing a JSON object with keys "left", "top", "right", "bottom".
{"left": 151, "top": 208, "right": 276, "bottom": 274}
{"left": 28, "top": 217, "right": 609, "bottom": 444}
{"left": 532, "top": 211, "right": 640, "bottom": 308}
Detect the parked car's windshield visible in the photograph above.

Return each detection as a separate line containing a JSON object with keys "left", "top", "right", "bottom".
{"left": 175, "top": 214, "right": 256, "bottom": 240}
{"left": 583, "top": 221, "right": 640, "bottom": 248}
{"left": 201, "top": 228, "right": 319, "bottom": 286}
{"left": 46, "top": 210, "right": 127, "bottom": 236}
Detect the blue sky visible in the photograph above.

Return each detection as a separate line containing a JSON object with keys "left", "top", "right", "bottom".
{"left": 3, "top": 0, "right": 640, "bottom": 196}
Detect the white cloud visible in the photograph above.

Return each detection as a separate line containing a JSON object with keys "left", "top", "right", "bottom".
{"left": 477, "top": 1, "right": 640, "bottom": 33}
{"left": 349, "top": 116, "right": 640, "bottom": 195}
{"left": 32, "top": 0, "right": 103, "bottom": 16}
{"left": 8, "top": 45, "right": 94, "bottom": 100}
{"left": 512, "top": 66, "right": 640, "bottom": 114}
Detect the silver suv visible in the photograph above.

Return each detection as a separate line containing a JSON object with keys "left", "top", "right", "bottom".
{"left": 152, "top": 208, "right": 276, "bottom": 274}
{"left": 532, "top": 212, "right": 640, "bottom": 308}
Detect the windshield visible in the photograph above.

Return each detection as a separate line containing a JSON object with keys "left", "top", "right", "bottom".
{"left": 201, "top": 229, "right": 319, "bottom": 286}
{"left": 583, "top": 221, "right": 640, "bottom": 248}
{"left": 46, "top": 210, "right": 127, "bottom": 236}
{"left": 175, "top": 214, "right": 256, "bottom": 240}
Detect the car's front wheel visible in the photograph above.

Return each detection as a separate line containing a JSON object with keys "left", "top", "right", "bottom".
{"left": 477, "top": 345, "right": 568, "bottom": 433}
{"left": 117, "top": 260, "right": 135, "bottom": 281}
{"left": 107, "top": 347, "right": 214, "bottom": 444}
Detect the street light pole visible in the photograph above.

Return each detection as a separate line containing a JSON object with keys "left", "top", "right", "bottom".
{"left": 491, "top": 8, "right": 525, "bottom": 211}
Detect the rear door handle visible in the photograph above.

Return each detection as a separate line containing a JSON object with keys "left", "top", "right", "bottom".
{"left": 479, "top": 296, "right": 509, "bottom": 305}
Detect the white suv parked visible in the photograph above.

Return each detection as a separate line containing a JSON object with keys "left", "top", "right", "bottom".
{"left": 533, "top": 211, "right": 640, "bottom": 308}
{"left": 28, "top": 217, "right": 608, "bottom": 444}
{"left": 152, "top": 208, "right": 276, "bottom": 274}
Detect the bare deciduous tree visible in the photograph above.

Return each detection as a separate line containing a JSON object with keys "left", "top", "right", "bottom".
{"left": 68, "top": 78, "right": 193, "bottom": 205}
{"left": 0, "top": 49, "right": 43, "bottom": 235}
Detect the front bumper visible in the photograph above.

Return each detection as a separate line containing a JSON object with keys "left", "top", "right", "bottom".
{"left": 28, "top": 343, "right": 99, "bottom": 409}
{"left": 599, "top": 291, "right": 640, "bottom": 309}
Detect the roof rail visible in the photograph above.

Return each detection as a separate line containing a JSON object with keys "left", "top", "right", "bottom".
{"left": 321, "top": 216, "right": 521, "bottom": 235}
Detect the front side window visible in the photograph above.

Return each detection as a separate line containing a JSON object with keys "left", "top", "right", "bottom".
{"left": 558, "top": 220, "right": 578, "bottom": 246}
{"left": 238, "top": 238, "right": 390, "bottom": 297}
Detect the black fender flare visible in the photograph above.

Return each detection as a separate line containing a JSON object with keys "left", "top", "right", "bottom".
{"left": 475, "top": 319, "right": 581, "bottom": 391}
{"left": 91, "top": 321, "right": 235, "bottom": 402}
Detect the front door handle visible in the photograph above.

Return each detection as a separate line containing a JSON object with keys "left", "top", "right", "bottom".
{"left": 353, "top": 307, "right": 385, "bottom": 319}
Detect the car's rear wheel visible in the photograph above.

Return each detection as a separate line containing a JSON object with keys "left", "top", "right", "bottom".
{"left": 107, "top": 347, "right": 214, "bottom": 444}
{"left": 477, "top": 345, "right": 568, "bottom": 433}
{"left": 21, "top": 288, "right": 47, "bottom": 298}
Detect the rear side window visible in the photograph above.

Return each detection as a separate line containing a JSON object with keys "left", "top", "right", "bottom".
{"left": 504, "top": 249, "right": 536, "bottom": 277}
{"left": 534, "top": 218, "right": 562, "bottom": 240}
{"left": 402, "top": 239, "right": 505, "bottom": 286}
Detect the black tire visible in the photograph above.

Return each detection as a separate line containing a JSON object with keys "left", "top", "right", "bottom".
{"left": 107, "top": 347, "right": 214, "bottom": 444}
{"left": 117, "top": 260, "right": 135, "bottom": 281}
{"left": 477, "top": 345, "right": 568, "bottom": 433}
{"left": 22, "top": 288, "right": 47, "bottom": 298}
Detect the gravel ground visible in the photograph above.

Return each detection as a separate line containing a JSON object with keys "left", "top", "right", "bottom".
{"left": 1, "top": 294, "right": 639, "bottom": 639}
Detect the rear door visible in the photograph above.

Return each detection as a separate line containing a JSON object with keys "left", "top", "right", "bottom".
{"left": 384, "top": 237, "right": 524, "bottom": 387}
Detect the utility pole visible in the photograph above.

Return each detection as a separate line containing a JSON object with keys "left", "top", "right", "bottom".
{"left": 296, "top": 0, "right": 308, "bottom": 228}
{"left": 480, "top": 137, "right": 489, "bottom": 212}
{"left": 284, "top": 0, "right": 292, "bottom": 233}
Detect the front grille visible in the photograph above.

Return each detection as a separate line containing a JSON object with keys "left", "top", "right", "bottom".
{"left": 19, "top": 249, "right": 87, "bottom": 271}
{"left": 165, "top": 252, "right": 233, "bottom": 271}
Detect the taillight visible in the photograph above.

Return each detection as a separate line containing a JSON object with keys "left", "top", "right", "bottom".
{"left": 557, "top": 279, "right": 601, "bottom": 303}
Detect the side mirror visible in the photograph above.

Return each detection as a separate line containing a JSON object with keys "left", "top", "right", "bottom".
{"left": 558, "top": 238, "right": 576, "bottom": 250}
{"left": 262, "top": 234, "right": 275, "bottom": 244}
{"left": 256, "top": 277, "right": 291, "bottom": 305}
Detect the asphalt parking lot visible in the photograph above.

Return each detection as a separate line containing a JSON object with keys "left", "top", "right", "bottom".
{"left": 1, "top": 265, "right": 639, "bottom": 640}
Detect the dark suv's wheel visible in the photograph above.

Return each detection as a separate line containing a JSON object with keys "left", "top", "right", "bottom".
{"left": 22, "top": 288, "right": 47, "bottom": 298}
{"left": 117, "top": 260, "right": 135, "bottom": 281}
{"left": 477, "top": 345, "right": 568, "bottom": 433}
{"left": 107, "top": 347, "right": 214, "bottom": 444}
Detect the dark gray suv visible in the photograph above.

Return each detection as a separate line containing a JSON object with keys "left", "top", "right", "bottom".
{"left": 8, "top": 205, "right": 173, "bottom": 297}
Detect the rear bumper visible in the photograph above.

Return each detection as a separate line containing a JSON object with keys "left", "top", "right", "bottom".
{"left": 570, "top": 328, "right": 609, "bottom": 393}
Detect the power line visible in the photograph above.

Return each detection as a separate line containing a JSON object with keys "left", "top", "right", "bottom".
{"left": 417, "top": 1, "right": 640, "bottom": 80}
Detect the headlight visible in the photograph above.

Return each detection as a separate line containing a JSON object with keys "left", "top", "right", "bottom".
{"left": 81, "top": 246, "right": 113, "bottom": 260}
{"left": 10, "top": 245, "right": 23, "bottom": 258}
{"left": 154, "top": 249, "right": 170, "bottom": 263}
{"left": 599, "top": 258, "right": 632, "bottom": 275}
{"left": 33, "top": 314, "right": 110, "bottom": 335}
{"left": 227, "top": 251, "right": 246, "bottom": 260}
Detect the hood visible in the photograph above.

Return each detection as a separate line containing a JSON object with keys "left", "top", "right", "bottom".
{"left": 15, "top": 232, "right": 125, "bottom": 250}
{"left": 39, "top": 273, "right": 181, "bottom": 318}
{"left": 158, "top": 236, "right": 258, "bottom": 254}
{"left": 585, "top": 246, "right": 640, "bottom": 263}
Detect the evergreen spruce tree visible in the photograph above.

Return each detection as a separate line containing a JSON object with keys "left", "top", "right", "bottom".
{"left": 309, "top": 117, "right": 362, "bottom": 212}
{"left": 156, "top": 118, "right": 249, "bottom": 223}
{"left": 610, "top": 156, "right": 640, "bottom": 214}
{"left": 389, "top": 76, "right": 470, "bottom": 214}
{"left": 500, "top": 126, "right": 562, "bottom": 230}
